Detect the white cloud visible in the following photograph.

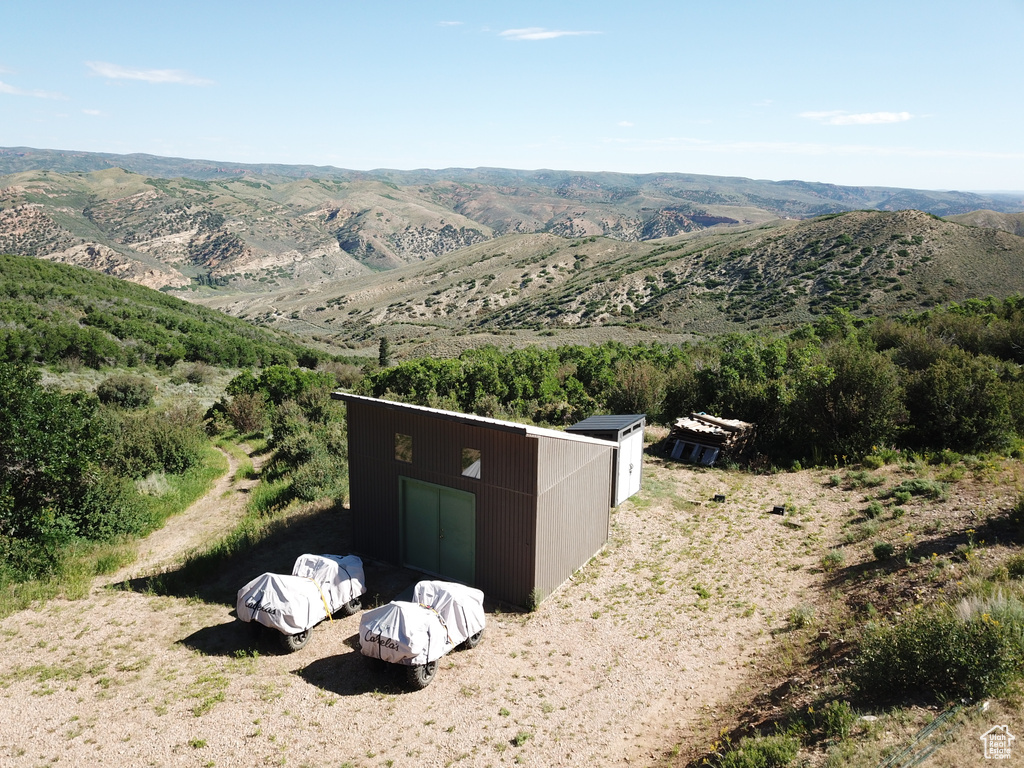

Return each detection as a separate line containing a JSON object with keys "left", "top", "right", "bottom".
{"left": 0, "top": 79, "right": 66, "bottom": 99}
{"left": 801, "top": 110, "right": 913, "bottom": 126}
{"left": 500, "top": 27, "right": 600, "bottom": 41}
{"left": 82, "top": 108, "right": 103, "bottom": 116}
{"left": 438, "top": 21, "right": 463, "bottom": 26}
{"left": 617, "top": 121, "right": 634, "bottom": 127}
{"left": 86, "top": 61, "right": 213, "bottom": 85}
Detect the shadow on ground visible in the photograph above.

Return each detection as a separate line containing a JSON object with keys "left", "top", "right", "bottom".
{"left": 294, "top": 632, "right": 423, "bottom": 696}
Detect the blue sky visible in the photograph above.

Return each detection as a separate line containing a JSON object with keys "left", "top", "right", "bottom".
{"left": 2, "top": 1, "right": 1022, "bottom": 191}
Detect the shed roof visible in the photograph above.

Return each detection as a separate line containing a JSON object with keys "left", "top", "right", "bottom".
{"left": 332, "top": 392, "right": 613, "bottom": 447}
{"left": 566, "top": 414, "right": 645, "bottom": 433}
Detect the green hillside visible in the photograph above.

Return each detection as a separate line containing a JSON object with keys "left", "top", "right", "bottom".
{"left": 0, "top": 253, "right": 330, "bottom": 369}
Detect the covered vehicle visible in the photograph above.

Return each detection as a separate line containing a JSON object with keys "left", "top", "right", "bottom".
{"left": 237, "top": 554, "right": 365, "bottom": 652}
{"left": 359, "top": 580, "right": 485, "bottom": 688}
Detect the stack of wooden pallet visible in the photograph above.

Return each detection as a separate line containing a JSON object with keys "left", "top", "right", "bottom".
{"left": 666, "top": 412, "right": 755, "bottom": 465}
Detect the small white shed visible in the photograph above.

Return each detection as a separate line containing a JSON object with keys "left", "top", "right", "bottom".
{"left": 566, "top": 414, "right": 646, "bottom": 506}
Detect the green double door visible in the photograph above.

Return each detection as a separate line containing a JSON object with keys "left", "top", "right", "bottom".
{"left": 400, "top": 478, "right": 476, "bottom": 585}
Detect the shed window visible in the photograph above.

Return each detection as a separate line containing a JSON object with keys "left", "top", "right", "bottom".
{"left": 461, "top": 448, "right": 481, "bottom": 479}
{"left": 395, "top": 433, "right": 413, "bottom": 463}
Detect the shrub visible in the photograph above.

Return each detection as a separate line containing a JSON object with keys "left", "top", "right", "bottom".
{"left": 270, "top": 400, "right": 309, "bottom": 447}
{"left": 98, "top": 404, "right": 206, "bottom": 477}
{"left": 851, "top": 594, "right": 1024, "bottom": 702}
{"left": 789, "top": 339, "right": 906, "bottom": 460}
{"left": 822, "top": 550, "right": 846, "bottom": 571}
{"left": 865, "top": 501, "right": 884, "bottom": 519}
{"left": 788, "top": 604, "right": 815, "bottom": 629}
{"left": 717, "top": 733, "right": 800, "bottom": 768}
{"left": 872, "top": 542, "right": 895, "bottom": 561}
{"left": 862, "top": 454, "right": 885, "bottom": 470}
{"left": 290, "top": 452, "right": 348, "bottom": 502}
{"left": 888, "top": 478, "right": 948, "bottom": 504}
{"left": 905, "top": 350, "right": 1013, "bottom": 453}
{"left": 184, "top": 362, "right": 214, "bottom": 385}
{"left": 1007, "top": 553, "right": 1024, "bottom": 580}
{"left": 225, "top": 391, "right": 269, "bottom": 434}
{"left": 96, "top": 374, "right": 156, "bottom": 409}
{"left": 818, "top": 700, "right": 856, "bottom": 740}
{"left": 74, "top": 473, "right": 152, "bottom": 540}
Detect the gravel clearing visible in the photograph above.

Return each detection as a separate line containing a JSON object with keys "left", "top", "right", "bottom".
{"left": 0, "top": 453, "right": 848, "bottom": 767}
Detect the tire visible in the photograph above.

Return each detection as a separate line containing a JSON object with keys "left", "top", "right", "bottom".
{"left": 463, "top": 630, "right": 483, "bottom": 649}
{"left": 406, "top": 660, "right": 438, "bottom": 689}
{"left": 340, "top": 597, "right": 362, "bottom": 616}
{"left": 279, "top": 629, "right": 311, "bottom": 653}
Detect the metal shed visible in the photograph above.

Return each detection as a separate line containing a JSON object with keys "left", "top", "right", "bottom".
{"left": 565, "top": 414, "right": 646, "bottom": 506}
{"left": 332, "top": 393, "right": 615, "bottom": 608}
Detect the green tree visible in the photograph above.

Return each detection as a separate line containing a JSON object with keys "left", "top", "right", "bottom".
{"left": 905, "top": 350, "right": 1012, "bottom": 452}
{"left": 790, "top": 339, "right": 905, "bottom": 460}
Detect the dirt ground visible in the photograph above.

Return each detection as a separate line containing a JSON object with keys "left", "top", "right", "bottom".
{"left": 0, "top": 451, "right": 881, "bottom": 768}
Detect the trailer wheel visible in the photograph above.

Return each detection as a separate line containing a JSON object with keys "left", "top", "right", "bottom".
{"left": 463, "top": 630, "right": 483, "bottom": 649}
{"left": 340, "top": 597, "right": 362, "bottom": 616}
{"left": 279, "top": 629, "right": 311, "bottom": 653}
{"left": 406, "top": 660, "right": 437, "bottom": 689}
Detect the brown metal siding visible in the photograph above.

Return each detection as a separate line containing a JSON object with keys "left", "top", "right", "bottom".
{"left": 345, "top": 399, "right": 540, "bottom": 607}
{"left": 533, "top": 437, "right": 614, "bottom": 599}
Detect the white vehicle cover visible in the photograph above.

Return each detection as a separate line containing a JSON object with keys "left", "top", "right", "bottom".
{"left": 236, "top": 573, "right": 329, "bottom": 635}
{"left": 359, "top": 601, "right": 453, "bottom": 665}
{"left": 412, "top": 580, "right": 485, "bottom": 646}
{"left": 291, "top": 554, "right": 365, "bottom": 613}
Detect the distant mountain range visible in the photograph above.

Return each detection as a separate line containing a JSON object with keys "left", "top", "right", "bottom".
{"left": 2, "top": 146, "right": 1024, "bottom": 357}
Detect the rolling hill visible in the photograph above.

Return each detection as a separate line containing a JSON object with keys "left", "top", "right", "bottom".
{"left": 3, "top": 147, "right": 1024, "bottom": 359}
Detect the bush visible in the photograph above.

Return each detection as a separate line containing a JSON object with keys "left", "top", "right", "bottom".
{"left": 851, "top": 594, "right": 1024, "bottom": 702}
{"left": 290, "top": 452, "right": 348, "bottom": 502}
{"left": 872, "top": 541, "right": 895, "bottom": 561}
{"left": 905, "top": 350, "right": 1013, "bottom": 453}
{"left": 862, "top": 454, "right": 885, "bottom": 470}
{"left": 822, "top": 550, "right": 846, "bottom": 571}
{"left": 788, "top": 604, "right": 815, "bottom": 629}
{"left": 865, "top": 501, "right": 884, "bottom": 519}
{"left": 225, "top": 391, "right": 269, "bottom": 434}
{"left": 818, "top": 700, "right": 856, "bottom": 740}
{"left": 888, "top": 478, "right": 948, "bottom": 501}
{"left": 96, "top": 374, "right": 156, "bottom": 409}
{"left": 98, "top": 404, "right": 206, "bottom": 477}
{"left": 789, "top": 339, "right": 906, "bottom": 460}
{"left": 270, "top": 400, "right": 309, "bottom": 447}
{"left": 1001, "top": 552, "right": 1024, "bottom": 580}
{"left": 184, "top": 362, "right": 214, "bottom": 385}
{"left": 74, "top": 473, "right": 152, "bottom": 540}
{"left": 717, "top": 734, "right": 800, "bottom": 768}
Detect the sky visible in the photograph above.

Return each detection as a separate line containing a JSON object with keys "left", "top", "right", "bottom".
{"left": 2, "top": 1, "right": 1023, "bottom": 192}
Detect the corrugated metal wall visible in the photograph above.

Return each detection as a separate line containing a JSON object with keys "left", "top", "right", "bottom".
{"left": 533, "top": 437, "right": 614, "bottom": 599}
{"left": 344, "top": 399, "right": 541, "bottom": 606}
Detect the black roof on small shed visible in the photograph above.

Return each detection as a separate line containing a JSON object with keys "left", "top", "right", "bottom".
{"left": 566, "top": 414, "right": 645, "bottom": 433}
